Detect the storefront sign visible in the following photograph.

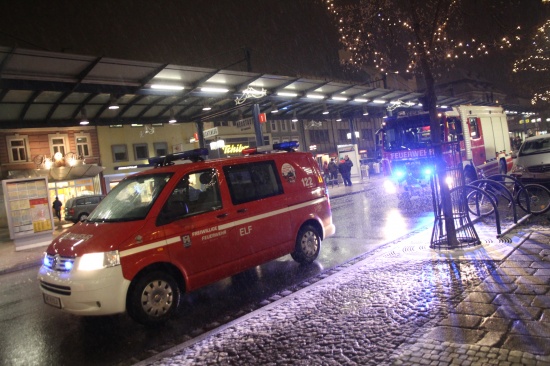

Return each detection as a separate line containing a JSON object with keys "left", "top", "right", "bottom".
{"left": 203, "top": 127, "right": 219, "bottom": 139}
{"left": 222, "top": 144, "right": 249, "bottom": 154}
{"left": 235, "top": 118, "right": 254, "bottom": 131}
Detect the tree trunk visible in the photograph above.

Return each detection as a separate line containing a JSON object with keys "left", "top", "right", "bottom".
{"left": 420, "top": 60, "right": 459, "bottom": 248}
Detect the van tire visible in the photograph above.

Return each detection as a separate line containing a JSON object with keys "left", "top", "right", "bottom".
{"left": 78, "top": 213, "right": 89, "bottom": 222}
{"left": 291, "top": 225, "right": 321, "bottom": 264}
{"left": 127, "top": 270, "right": 180, "bottom": 326}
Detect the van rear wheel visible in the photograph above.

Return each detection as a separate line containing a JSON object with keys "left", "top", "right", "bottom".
{"left": 291, "top": 225, "right": 321, "bottom": 264}
{"left": 127, "top": 270, "right": 180, "bottom": 326}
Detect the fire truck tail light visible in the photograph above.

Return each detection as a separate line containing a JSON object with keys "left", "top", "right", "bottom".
{"left": 78, "top": 251, "right": 120, "bottom": 271}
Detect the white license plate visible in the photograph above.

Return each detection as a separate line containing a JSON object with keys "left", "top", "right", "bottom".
{"left": 43, "top": 293, "right": 62, "bottom": 309}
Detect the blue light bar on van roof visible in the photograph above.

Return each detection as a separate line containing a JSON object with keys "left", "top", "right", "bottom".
{"left": 242, "top": 141, "right": 299, "bottom": 155}
{"left": 149, "top": 148, "right": 209, "bottom": 167}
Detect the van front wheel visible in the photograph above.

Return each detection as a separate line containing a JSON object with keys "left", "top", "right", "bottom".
{"left": 127, "top": 270, "right": 180, "bottom": 326}
{"left": 291, "top": 225, "right": 321, "bottom": 264}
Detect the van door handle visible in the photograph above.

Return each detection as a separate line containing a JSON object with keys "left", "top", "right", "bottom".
{"left": 216, "top": 213, "right": 228, "bottom": 218}
{"left": 237, "top": 208, "right": 248, "bottom": 213}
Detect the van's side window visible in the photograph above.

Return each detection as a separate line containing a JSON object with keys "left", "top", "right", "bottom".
{"left": 158, "top": 169, "right": 221, "bottom": 225}
{"left": 224, "top": 161, "right": 283, "bottom": 205}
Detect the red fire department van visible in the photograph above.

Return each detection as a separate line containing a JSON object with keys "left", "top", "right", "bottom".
{"left": 38, "top": 142, "right": 335, "bottom": 325}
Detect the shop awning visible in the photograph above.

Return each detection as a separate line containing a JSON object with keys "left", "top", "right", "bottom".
{"left": 8, "top": 165, "right": 104, "bottom": 182}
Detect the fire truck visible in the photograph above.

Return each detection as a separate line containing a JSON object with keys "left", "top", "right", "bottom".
{"left": 378, "top": 105, "right": 513, "bottom": 198}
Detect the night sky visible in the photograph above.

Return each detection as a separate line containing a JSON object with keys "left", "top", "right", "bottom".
{"left": 0, "top": 0, "right": 547, "bottom": 97}
{"left": 0, "top": 0, "right": 345, "bottom": 79}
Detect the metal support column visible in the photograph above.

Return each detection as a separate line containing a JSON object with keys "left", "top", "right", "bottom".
{"left": 196, "top": 121, "right": 205, "bottom": 149}
{"left": 348, "top": 118, "right": 357, "bottom": 145}
{"left": 252, "top": 103, "right": 264, "bottom": 147}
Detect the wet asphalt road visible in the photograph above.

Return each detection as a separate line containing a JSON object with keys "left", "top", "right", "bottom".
{"left": 0, "top": 186, "right": 435, "bottom": 366}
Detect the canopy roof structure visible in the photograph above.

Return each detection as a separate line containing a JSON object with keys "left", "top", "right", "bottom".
{"left": 0, "top": 47, "right": 527, "bottom": 129}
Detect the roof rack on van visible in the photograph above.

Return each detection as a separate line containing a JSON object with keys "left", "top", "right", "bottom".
{"left": 149, "top": 148, "right": 209, "bottom": 167}
{"left": 242, "top": 141, "right": 299, "bottom": 155}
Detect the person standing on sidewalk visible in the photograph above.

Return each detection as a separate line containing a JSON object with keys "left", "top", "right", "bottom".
{"left": 52, "top": 196, "right": 62, "bottom": 221}
{"left": 322, "top": 160, "right": 329, "bottom": 181}
{"left": 340, "top": 155, "right": 353, "bottom": 186}
{"left": 328, "top": 158, "right": 339, "bottom": 187}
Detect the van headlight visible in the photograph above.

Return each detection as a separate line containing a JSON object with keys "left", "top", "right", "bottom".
{"left": 78, "top": 251, "right": 120, "bottom": 271}
{"left": 511, "top": 165, "right": 525, "bottom": 174}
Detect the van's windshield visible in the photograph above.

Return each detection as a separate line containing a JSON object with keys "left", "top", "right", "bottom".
{"left": 519, "top": 137, "right": 550, "bottom": 156}
{"left": 87, "top": 173, "right": 172, "bottom": 222}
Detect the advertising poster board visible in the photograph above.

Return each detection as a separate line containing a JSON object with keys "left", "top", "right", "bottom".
{"left": 2, "top": 177, "right": 54, "bottom": 251}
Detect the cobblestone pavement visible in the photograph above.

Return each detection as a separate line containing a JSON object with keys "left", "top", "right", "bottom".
{"left": 137, "top": 215, "right": 550, "bottom": 366}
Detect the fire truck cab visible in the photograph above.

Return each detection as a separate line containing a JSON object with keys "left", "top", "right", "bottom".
{"left": 379, "top": 105, "right": 513, "bottom": 198}
{"left": 38, "top": 142, "right": 335, "bottom": 325}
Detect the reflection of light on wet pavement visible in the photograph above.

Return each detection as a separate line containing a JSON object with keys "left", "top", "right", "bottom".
{"left": 383, "top": 209, "right": 408, "bottom": 239}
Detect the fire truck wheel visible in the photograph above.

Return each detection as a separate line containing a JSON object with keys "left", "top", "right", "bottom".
{"left": 291, "top": 225, "right": 321, "bottom": 264}
{"left": 127, "top": 270, "right": 181, "bottom": 326}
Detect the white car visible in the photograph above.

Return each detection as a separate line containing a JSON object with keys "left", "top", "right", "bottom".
{"left": 511, "top": 135, "right": 550, "bottom": 188}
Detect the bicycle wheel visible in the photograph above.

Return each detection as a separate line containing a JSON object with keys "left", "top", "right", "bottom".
{"left": 466, "top": 189, "right": 495, "bottom": 216}
{"left": 516, "top": 184, "right": 550, "bottom": 214}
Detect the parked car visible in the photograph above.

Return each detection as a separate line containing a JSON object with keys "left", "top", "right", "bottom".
{"left": 510, "top": 135, "right": 550, "bottom": 188}
{"left": 63, "top": 195, "right": 105, "bottom": 223}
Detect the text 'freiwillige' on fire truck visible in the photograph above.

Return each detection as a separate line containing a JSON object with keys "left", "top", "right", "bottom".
{"left": 377, "top": 105, "right": 513, "bottom": 200}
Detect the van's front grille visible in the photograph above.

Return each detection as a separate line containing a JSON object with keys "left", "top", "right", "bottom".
{"left": 40, "top": 280, "right": 71, "bottom": 296}
{"left": 43, "top": 254, "right": 75, "bottom": 272}
{"left": 528, "top": 164, "right": 550, "bottom": 173}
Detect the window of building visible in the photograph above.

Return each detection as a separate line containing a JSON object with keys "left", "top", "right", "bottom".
{"left": 309, "top": 130, "right": 329, "bottom": 144}
{"left": 361, "top": 129, "right": 374, "bottom": 141}
{"left": 153, "top": 142, "right": 168, "bottom": 157}
{"left": 6, "top": 135, "right": 30, "bottom": 163}
{"left": 338, "top": 129, "right": 349, "bottom": 141}
{"left": 75, "top": 133, "right": 92, "bottom": 157}
{"left": 291, "top": 122, "right": 297, "bottom": 131}
{"left": 49, "top": 134, "right": 68, "bottom": 157}
{"left": 281, "top": 121, "right": 288, "bottom": 131}
{"left": 133, "top": 143, "right": 149, "bottom": 160}
{"left": 112, "top": 144, "right": 128, "bottom": 162}
{"left": 224, "top": 161, "right": 283, "bottom": 205}
{"left": 270, "top": 120, "right": 278, "bottom": 132}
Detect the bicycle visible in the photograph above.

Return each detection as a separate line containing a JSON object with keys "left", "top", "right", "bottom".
{"left": 466, "top": 174, "right": 550, "bottom": 216}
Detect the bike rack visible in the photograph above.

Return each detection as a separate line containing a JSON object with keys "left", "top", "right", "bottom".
{"left": 467, "top": 174, "right": 536, "bottom": 238}
{"left": 468, "top": 178, "right": 518, "bottom": 223}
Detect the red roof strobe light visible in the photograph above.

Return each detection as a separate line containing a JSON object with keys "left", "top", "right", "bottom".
{"left": 242, "top": 141, "right": 299, "bottom": 155}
